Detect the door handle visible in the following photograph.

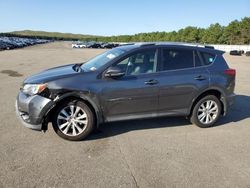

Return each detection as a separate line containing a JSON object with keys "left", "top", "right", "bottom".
{"left": 144, "top": 79, "right": 159, "bottom": 85}
{"left": 194, "top": 75, "right": 206, "bottom": 81}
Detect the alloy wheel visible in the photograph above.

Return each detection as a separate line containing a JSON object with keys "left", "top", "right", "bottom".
{"left": 197, "top": 100, "right": 219, "bottom": 124}
{"left": 57, "top": 105, "right": 88, "bottom": 136}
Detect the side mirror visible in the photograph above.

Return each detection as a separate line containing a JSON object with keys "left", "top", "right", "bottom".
{"left": 105, "top": 67, "right": 125, "bottom": 78}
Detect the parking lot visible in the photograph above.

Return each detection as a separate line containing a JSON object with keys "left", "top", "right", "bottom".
{"left": 0, "top": 42, "right": 250, "bottom": 188}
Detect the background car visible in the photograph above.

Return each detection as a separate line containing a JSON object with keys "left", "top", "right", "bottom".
{"left": 0, "top": 36, "right": 50, "bottom": 50}
{"left": 72, "top": 42, "right": 87, "bottom": 48}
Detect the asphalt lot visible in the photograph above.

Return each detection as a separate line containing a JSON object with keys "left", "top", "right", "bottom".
{"left": 0, "top": 42, "right": 250, "bottom": 188}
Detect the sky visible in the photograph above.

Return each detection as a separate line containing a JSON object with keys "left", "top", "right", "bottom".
{"left": 0, "top": 0, "right": 249, "bottom": 36}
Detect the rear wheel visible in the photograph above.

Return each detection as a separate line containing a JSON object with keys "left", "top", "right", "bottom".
{"left": 52, "top": 100, "right": 95, "bottom": 141}
{"left": 190, "top": 95, "right": 221, "bottom": 128}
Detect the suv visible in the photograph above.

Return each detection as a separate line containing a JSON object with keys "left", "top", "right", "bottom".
{"left": 16, "top": 43, "right": 235, "bottom": 141}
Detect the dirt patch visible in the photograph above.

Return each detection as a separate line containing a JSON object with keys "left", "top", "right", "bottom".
{"left": 0, "top": 70, "right": 23, "bottom": 77}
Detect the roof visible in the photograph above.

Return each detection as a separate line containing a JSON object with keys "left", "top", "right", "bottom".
{"left": 117, "top": 42, "right": 224, "bottom": 54}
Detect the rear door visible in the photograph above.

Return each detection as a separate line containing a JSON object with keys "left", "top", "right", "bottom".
{"left": 157, "top": 47, "right": 210, "bottom": 115}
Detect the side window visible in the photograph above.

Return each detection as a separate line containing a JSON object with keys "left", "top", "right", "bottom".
{"left": 200, "top": 52, "right": 216, "bottom": 65}
{"left": 161, "top": 49, "right": 194, "bottom": 71}
{"left": 115, "top": 49, "right": 157, "bottom": 76}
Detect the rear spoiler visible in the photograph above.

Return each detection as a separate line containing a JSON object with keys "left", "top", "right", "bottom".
{"left": 204, "top": 45, "right": 224, "bottom": 54}
{"left": 204, "top": 45, "right": 214, "bottom": 49}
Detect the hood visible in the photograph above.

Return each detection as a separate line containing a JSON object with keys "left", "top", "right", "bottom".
{"left": 24, "top": 64, "right": 80, "bottom": 84}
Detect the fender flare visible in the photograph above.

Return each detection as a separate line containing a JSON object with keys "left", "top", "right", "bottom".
{"left": 42, "top": 91, "right": 104, "bottom": 131}
{"left": 188, "top": 86, "right": 227, "bottom": 116}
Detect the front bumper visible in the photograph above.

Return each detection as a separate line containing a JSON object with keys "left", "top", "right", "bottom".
{"left": 16, "top": 91, "right": 54, "bottom": 131}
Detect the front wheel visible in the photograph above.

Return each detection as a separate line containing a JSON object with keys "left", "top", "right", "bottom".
{"left": 52, "top": 100, "right": 95, "bottom": 141}
{"left": 190, "top": 95, "right": 221, "bottom": 128}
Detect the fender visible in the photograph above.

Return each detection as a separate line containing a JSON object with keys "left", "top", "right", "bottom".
{"left": 42, "top": 91, "right": 104, "bottom": 131}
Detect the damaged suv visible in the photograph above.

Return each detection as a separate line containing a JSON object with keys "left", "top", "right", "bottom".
{"left": 16, "top": 43, "right": 235, "bottom": 141}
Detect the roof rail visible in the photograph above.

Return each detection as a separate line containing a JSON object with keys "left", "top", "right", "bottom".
{"left": 204, "top": 45, "right": 214, "bottom": 49}
{"left": 123, "top": 42, "right": 216, "bottom": 49}
{"left": 172, "top": 42, "right": 215, "bottom": 49}
{"left": 119, "top": 43, "right": 135, "bottom": 46}
{"left": 137, "top": 42, "right": 156, "bottom": 47}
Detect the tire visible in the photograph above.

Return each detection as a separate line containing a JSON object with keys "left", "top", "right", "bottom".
{"left": 190, "top": 95, "right": 221, "bottom": 128}
{"left": 52, "top": 100, "right": 95, "bottom": 141}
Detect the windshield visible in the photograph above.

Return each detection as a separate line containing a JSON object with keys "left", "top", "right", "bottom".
{"left": 81, "top": 48, "right": 125, "bottom": 72}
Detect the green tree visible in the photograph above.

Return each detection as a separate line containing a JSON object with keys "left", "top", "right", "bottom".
{"left": 223, "top": 20, "right": 240, "bottom": 44}
{"left": 201, "top": 23, "right": 224, "bottom": 44}
{"left": 239, "top": 17, "right": 250, "bottom": 44}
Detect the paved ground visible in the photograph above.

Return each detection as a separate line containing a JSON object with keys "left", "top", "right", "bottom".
{"left": 0, "top": 42, "right": 250, "bottom": 188}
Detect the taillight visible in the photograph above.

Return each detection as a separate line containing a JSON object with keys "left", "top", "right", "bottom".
{"left": 224, "top": 69, "right": 236, "bottom": 76}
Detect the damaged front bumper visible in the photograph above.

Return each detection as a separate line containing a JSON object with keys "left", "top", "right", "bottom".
{"left": 16, "top": 91, "right": 54, "bottom": 131}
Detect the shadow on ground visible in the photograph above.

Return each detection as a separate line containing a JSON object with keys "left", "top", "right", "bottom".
{"left": 87, "top": 95, "right": 250, "bottom": 140}
{"left": 218, "top": 94, "right": 250, "bottom": 124}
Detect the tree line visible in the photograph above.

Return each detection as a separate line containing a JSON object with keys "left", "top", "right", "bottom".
{"left": 0, "top": 30, "right": 97, "bottom": 41}
{"left": 100, "top": 17, "right": 250, "bottom": 44}
{"left": 1, "top": 17, "right": 249, "bottom": 44}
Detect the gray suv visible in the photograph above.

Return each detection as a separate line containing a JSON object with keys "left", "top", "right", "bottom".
{"left": 16, "top": 43, "right": 236, "bottom": 141}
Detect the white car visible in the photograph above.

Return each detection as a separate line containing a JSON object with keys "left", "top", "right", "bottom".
{"left": 72, "top": 42, "right": 86, "bottom": 48}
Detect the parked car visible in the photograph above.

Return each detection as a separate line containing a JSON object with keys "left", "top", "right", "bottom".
{"left": 101, "top": 43, "right": 118, "bottom": 49}
{"left": 230, "top": 50, "right": 242, "bottom": 56}
{"left": 101, "top": 42, "right": 111, "bottom": 48}
{"left": 0, "top": 37, "right": 50, "bottom": 50}
{"left": 0, "top": 41, "right": 16, "bottom": 50}
{"left": 0, "top": 43, "right": 9, "bottom": 50}
{"left": 16, "top": 43, "right": 236, "bottom": 141}
{"left": 72, "top": 42, "right": 87, "bottom": 48}
{"left": 86, "top": 42, "right": 102, "bottom": 48}
{"left": 245, "top": 51, "right": 250, "bottom": 56}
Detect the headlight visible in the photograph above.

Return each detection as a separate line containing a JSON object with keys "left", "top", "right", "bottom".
{"left": 22, "top": 83, "right": 47, "bottom": 95}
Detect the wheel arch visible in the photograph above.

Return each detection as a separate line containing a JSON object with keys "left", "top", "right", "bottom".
{"left": 188, "top": 88, "right": 226, "bottom": 117}
{"left": 42, "top": 92, "right": 103, "bottom": 131}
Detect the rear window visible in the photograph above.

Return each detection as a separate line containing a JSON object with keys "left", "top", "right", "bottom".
{"left": 200, "top": 52, "right": 216, "bottom": 65}
{"left": 161, "top": 48, "right": 194, "bottom": 71}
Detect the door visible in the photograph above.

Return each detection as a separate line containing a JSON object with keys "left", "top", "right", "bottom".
{"left": 157, "top": 47, "right": 210, "bottom": 115}
{"left": 100, "top": 48, "right": 160, "bottom": 122}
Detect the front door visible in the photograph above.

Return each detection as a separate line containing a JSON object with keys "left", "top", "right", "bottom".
{"left": 100, "top": 48, "right": 160, "bottom": 122}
